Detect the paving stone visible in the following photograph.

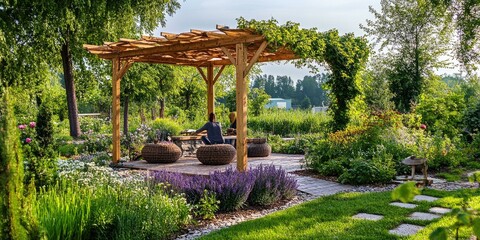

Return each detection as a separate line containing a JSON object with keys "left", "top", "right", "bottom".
{"left": 389, "top": 224, "right": 424, "bottom": 236}
{"left": 352, "top": 213, "right": 384, "bottom": 221}
{"left": 389, "top": 202, "right": 418, "bottom": 209}
{"left": 429, "top": 207, "right": 451, "bottom": 215}
{"left": 408, "top": 212, "right": 441, "bottom": 220}
{"left": 414, "top": 195, "right": 439, "bottom": 202}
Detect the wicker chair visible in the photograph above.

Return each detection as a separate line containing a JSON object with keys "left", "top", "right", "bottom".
{"left": 196, "top": 144, "right": 236, "bottom": 165}
{"left": 247, "top": 138, "right": 271, "bottom": 157}
{"left": 141, "top": 142, "right": 182, "bottom": 163}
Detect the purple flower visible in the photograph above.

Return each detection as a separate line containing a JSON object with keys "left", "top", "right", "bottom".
{"left": 420, "top": 124, "right": 427, "bottom": 130}
{"left": 25, "top": 138, "right": 32, "bottom": 143}
{"left": 29, "top": 122, "right": 36, "bottom": 128}
{"left": 18, "top": 124, "right": 26, "bottom": 130}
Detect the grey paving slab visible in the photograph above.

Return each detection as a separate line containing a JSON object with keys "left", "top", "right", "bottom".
{"left": 429, "top": 207, "right": 451, "bottom": 215}
{"left": 414, "top": 195, "right": 439, "bottom": 202}
{"left": 118, "top": 153, "right": 305, "bottom": 175}
{"left": 352, "top": 213, "right": 384, "bottom": 221}
{"left": 295, "top": 175, "right": 353, "bottom": 196}
{"left": 389, "top": 202, "right": 418, "bottom": 209}
{"left": 389, "top": 224, "right": 424, "bottom": 236}
{"left": 408, "top": 212, "right": 441, "bottom": 220}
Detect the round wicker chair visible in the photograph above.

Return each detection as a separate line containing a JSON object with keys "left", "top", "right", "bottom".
{"left": 141, "top": 142, "right": 182, "bottom": 163}
{"left": 247, "top": 138, "right": 271, "bottom": 157}
{"left": 196, "top": 144, "right": 236, "bottom": 165}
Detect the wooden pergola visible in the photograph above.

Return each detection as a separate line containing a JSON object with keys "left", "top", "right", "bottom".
{"left": 84, "top": 25, "right": 298, "bottom": 171}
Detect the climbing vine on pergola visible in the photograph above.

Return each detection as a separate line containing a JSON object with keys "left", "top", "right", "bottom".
{"left": 84, "top": 18, "right": 369, "bottom": 171}
{"left": 238, "top": 17, "right": 370, "bottom": 131}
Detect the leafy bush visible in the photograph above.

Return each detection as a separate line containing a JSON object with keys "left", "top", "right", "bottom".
{"left": 267, "top": 134, "right": 322, "bottom": 154}
{"left": 338, "top": 158, "right": 395, "bottom": 185}
{"left": 305, "top": 111, "right": 411, "bottom": 184}
{"left": 193, "top": 190, "right": 219, "bottom": 220}
{"left": 415, "top": 81, "right": 466, "bottom": 138}
{"left": 464, "top": 99, "right": 480, "bottom": 134}
{"left": 58, "top": 143, "right": 82, "bottom": 157}
{"left": 79, "top": 117, "right": 110, "bottom": 134}
{"left": 150, "top": 118, "right": 182, "bottom": 137}
{"left": 248, "top": 165, "right": 297, "bottom": 206}
{"left": 82, "top": 133, "right": 112, "bottom": 154}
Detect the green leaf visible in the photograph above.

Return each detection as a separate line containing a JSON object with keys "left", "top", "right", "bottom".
{"left": 472, "top": 218, "right": 480, "bottom": 237}
{"left": 457, "top": 212, "right": 471, "bottom": 225}
{"left": 391, "top": 182, "right": 420, "bottom": 203}
{"left": 429, "top": 227, "right": 448, "bottom": 240}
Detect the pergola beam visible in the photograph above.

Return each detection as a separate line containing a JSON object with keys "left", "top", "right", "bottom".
{"left": 99, "top": 35, "right": 264, "bottom": 59}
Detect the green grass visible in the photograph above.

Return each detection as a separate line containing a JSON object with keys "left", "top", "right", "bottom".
{"left": 201, "top": 189, "right": 480, "bottom": 240}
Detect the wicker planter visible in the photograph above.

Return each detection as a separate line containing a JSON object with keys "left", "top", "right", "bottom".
{"left": 141, "top": 142, "right": 181, "bottom": 163}
{"left": 196, "top": 144, "right": 236, "bottom": 165}
{"left": 245, "top": 138, "right": 270, "bottom": 157}
{"left": 247, "top": 138, "right": 267, "bottom": 144}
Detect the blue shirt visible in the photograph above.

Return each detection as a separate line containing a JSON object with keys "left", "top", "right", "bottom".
{"left": 197, "top": 122, "right": 224, "bottom": 144}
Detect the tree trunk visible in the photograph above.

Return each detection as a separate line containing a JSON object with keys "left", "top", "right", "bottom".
{"left": 123, "top": 95, "right": 129, "bottom": 134}
{"left": 61, "top": 35, "right": 81, "bottom": 138}
{"left": 139, "top": 107, "right": 146, "bottom": 124}
{"left": 159, "top": 99, "right": 165, "bottom": 118}
{"left": 151, "top": 107, "right": 156, "bottom": 120}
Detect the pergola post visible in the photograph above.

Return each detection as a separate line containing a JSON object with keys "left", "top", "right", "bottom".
{"left": 197, "top": 65, "right": 226, "bottom": 117}
{"left": 235, "top": 43, "right": 248, "bottom": 171}
{"left": 207, "top": 65, "right": 214, "bottom": 115}
{"left": 111, "top": 58, "right": 132, "bottom": 164}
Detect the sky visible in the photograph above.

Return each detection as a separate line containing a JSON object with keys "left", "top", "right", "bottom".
{"left": 154, "top": 0, "right": 382, "bottom": 81}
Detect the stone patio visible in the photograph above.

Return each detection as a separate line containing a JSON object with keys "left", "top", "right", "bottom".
{"left": 118, "top": 153, "right": 305, "bottom": 175}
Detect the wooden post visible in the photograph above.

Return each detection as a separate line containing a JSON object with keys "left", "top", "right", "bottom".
{"left": 111, "top": 59, "right": 132, "bottom": 164}
{"left": 112, "top": 58, "right": 121, "bottom": 164}
{"left": 207, "top": 65, "right": 214, "bottom": 116}
{"left": 235, "top": 43, "right": 248, "bottom": 172}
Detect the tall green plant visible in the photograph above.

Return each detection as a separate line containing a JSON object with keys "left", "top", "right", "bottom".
{"left": 0, "top": 90, "right": 28, "bottom": 239}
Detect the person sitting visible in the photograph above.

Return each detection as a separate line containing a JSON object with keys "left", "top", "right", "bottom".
{"left": 226, "top": 112, "right": 237, "bottom": 135}
{"left": 195, "top": 112, "right": 225, "bottom": 145}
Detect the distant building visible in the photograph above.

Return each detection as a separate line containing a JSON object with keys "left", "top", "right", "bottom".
{"left": 312, "top": 106, "right": 328, "bottom": 113}
{"left": 265, "top": 98, "right": 292, "bottom": 110}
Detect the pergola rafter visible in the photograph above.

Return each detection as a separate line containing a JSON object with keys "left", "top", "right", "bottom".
{"left": 84, "top": 26, "right": 299, "bottom": 171}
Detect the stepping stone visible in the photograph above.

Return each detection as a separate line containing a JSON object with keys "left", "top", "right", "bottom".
{"left": 389, "top": 224, "right": 424, "bottom": 236}
{"left": 352, "top": 213, "right": 384, "bottom": 221}
{"left": 390, "top": 202, "right": 418, "bottom": 209}
{"left": 408, "top": 212, "right": 441, "bottom": 220}
{"left": 414, "top": 195, "right": 439, "bottom": 202}
{"left": 429, "top": 207, "right": 451, "bottom": 215}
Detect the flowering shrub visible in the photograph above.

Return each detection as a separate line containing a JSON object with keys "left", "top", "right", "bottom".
{"left": 19, "top": 120, "right": 57, "bottom": 187}
{"left": 82, "top": 132, "right": 112, "bottom": 153}
{"left": 248, "top": 165, "right": 297, "bottom": 206}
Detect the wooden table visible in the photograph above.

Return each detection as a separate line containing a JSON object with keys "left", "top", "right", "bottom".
{"left": 171, "top": 135, "right": 236, "bottom": 156}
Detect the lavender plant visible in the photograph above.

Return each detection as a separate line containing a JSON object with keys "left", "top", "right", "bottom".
{"left": 208, "top": 168, "right": 255, "bottom": 212}
{"left": 248, "top": 165, "right": 298, "bottom": 206}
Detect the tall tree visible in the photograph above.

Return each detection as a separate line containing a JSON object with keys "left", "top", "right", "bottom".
{"left": 275, "top": 75, "right": 295, "bottom": 99}
{"left": 3, "top": 0, "right": 181, "bottom": 137}
{"left": 361, "top": 0, "right": 452, "bottom": 112}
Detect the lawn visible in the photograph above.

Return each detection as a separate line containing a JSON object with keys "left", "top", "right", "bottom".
{"left": 201, "top": 189, "right": 480, "bottom": 239}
